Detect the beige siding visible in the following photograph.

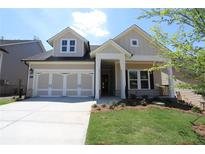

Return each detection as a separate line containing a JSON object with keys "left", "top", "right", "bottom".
{"left": 53, "top": 31, "right": 85, "bottom": 57}
{"left": 115, "top": 29, "right": 160, "bottom": 55}
{"left": 99, "top": 45, "right": 122, "bottom": 54}
{"left": 30, "top": 63, "right": 94, "bottom": 70}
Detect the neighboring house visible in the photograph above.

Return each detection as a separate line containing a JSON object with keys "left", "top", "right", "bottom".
{"left": 23, "top": 25, "right": 175, "bottom": 99}
{"left": 0, "top": 40, "right": 45, "bottom": 96}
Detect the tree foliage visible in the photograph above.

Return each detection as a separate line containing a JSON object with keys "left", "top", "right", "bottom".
{"left": 138, "top": 8, "right": 205, "bottom": 96}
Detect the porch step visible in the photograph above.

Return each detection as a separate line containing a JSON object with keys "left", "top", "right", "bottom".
{"left": 177, "top": 89, "right": 205, "bottom": 108}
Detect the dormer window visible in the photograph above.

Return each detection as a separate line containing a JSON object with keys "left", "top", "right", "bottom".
{"left": 61, "top": 39, "right": 76, "bottom": 53}
{"left": 130, "top": 39, "right": 139, "bottom": 47}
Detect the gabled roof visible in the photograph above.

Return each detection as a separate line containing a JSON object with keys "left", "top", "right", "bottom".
{"left": 90, "top": 39, "right": 132, "bottom": 57}
{"left": 47, "top": 27, "right": 88, "bottom": 47}
{"left": 114, "top": 24, "right": 170, "bottom": 52}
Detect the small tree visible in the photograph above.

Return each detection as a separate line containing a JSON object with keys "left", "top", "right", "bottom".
{"left": 138, "top": 8, "right": 205, "bottom": 96}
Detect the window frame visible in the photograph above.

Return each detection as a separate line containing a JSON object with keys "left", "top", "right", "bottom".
{"left": 130, "top": 39, "right": 139, "bottom": 47}
{"left": 60, "top": 39, "right": 77, "bottom": 53}
{"left": 128, "top": 69, "right": 151, "bottom": 90}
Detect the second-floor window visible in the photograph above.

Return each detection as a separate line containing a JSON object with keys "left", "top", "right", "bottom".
{"left": 61, "top": 39, "right": 76, "bottom": 53}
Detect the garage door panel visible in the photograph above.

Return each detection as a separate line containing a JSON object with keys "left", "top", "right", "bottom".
{"left": 52, "top": 90, "right": 63, "bottom": 96}
{"left": 52, "top": 73, "right": 63, "bottom": 89}
{"left": 37, "top": 73, "right": 49, "bottom": 89}
{"left": 67, "top": 74, "right": 78, "bottom": 89}
{"left": 81, "top": 73, "right": 93, "bottom": 89}
{"left": 37, "top": 90, "right": 48, "bottom": 96}
{"left": 81, "top": 91, "right": 93, "bottom": 96}
{"left": 66, "top": 90, "right": 78, "bottom": 96}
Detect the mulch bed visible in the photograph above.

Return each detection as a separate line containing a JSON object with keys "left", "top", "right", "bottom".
{"left": 92, "top": 104, "right": 204, "bottom": 115}
{"left": 193, "top": 124, "right": 205, "bottom": 138}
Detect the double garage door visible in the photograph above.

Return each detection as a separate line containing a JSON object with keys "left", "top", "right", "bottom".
{"left": 34, "top": 70, "right": 94, "bottom": 97}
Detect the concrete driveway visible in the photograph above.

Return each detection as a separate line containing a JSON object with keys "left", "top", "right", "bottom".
{"left": 0, "top": 97, "right": 95, "bottom": 144}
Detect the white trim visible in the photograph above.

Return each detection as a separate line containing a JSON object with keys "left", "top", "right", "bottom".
{"left": 60, "top": 39, "right": 77, "bottom": 53}
{"left": 77, "top": 72, "right": 81, "bottom": 96}
{"left": 128, "top": 69, "right": 151, "bottom": 90}
{"left": 63, "top": 74, "right": 67, "bottom": 96}
{"left": 115, "top": 61, "right": 117, "bottom": 91}
{"left": 130, "top": 39, "right": 139, "bottom": 47}
{"left": 26, "top": 63, "right": 30, "bottom": 96}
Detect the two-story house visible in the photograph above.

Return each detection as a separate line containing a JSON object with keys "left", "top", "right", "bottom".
{"left": 23, "top": 25, "right": 175, "bottom": 99}
{"left": 0, "top": 39, "right": 45, "bottom": 96}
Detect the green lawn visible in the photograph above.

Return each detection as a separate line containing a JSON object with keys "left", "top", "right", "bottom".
{"left": 0, "top": 98, "right": 16, "bottom": 106}
{"left": 86, "top": 107, "right": 205, "bottom": 145}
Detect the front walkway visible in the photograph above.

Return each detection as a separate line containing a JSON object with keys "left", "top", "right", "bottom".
{"left": 0, "top": 97, "right": 95, "bottom": 144}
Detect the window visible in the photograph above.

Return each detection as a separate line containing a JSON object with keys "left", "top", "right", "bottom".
{"left": 140, "top": 71, "right": 149, "bottom": 89}
{"left": 130, "top": 39, "right": 139, "bottom": 47}
{"left": 129, "top": 71, "right": 138, "bottom": 89}
{"left": 69, "top": 40, "right": 75, "bottom": 52}
{"left": 61, "top": 40, "right": 67, "bottom": 52}
{"left": 128, "top": 70, "right": 150, "bottom": 90}
{"left": 61, "top": 39, "right": 76, "bottom": 52}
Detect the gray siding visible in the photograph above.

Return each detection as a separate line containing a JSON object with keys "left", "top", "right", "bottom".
{"left": 0, "top": 42, "right": 44, "bottom": 96}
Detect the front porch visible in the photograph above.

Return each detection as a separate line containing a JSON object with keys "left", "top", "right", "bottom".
{"left": 90, "top": 40, "right": 175, "bottom": 100}
{"left": 97, "top": 60, "right": 174, "bottom": 100}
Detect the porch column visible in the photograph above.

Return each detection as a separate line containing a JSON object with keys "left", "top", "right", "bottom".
{"left": 95, "top": 56, "right": 101, "bottom": 99}
{"left": 120, "top": 57, "right": 126, "bottom": 99}
{"left": 168, "top": 67, "right": 175, "bottom": 98}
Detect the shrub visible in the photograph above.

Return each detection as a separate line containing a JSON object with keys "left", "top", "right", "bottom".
{"left": 142, "top": 95, "right": 149, "bottom": 100}
{"left": 101, "top": 104, "right": 107, "bottom": 108}
{"left": 191, "top": 106, "right": 202, "bottom": 113}
{"left": 130, "top": 94, "right": 136, "bottom": 99}
{"left": 120, "top": 103, "right": 126, "bottom": 107}
{"left": 112, "top": 102, "right": 119, "bottom": 107}
{"left": 140, "top": 99, "right": 147, "bottom": 106}
{"left": 92, "top": 104, "right": 98, "bottom": 108}
{"left": 109, "top": 105, "right": 115, "bottom": 110}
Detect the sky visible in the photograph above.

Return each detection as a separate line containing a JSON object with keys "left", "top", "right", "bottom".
{"left": 0, "top": 8, "right": 178, "bottom": 50}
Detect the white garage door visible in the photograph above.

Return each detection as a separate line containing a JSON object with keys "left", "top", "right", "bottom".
{"left": 34, "top": 70, "right": 94, "bottom": 97}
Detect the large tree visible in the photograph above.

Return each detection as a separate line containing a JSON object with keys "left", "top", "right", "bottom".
{"left": 138, "top": 8, "right": 205, "bottom": 96}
